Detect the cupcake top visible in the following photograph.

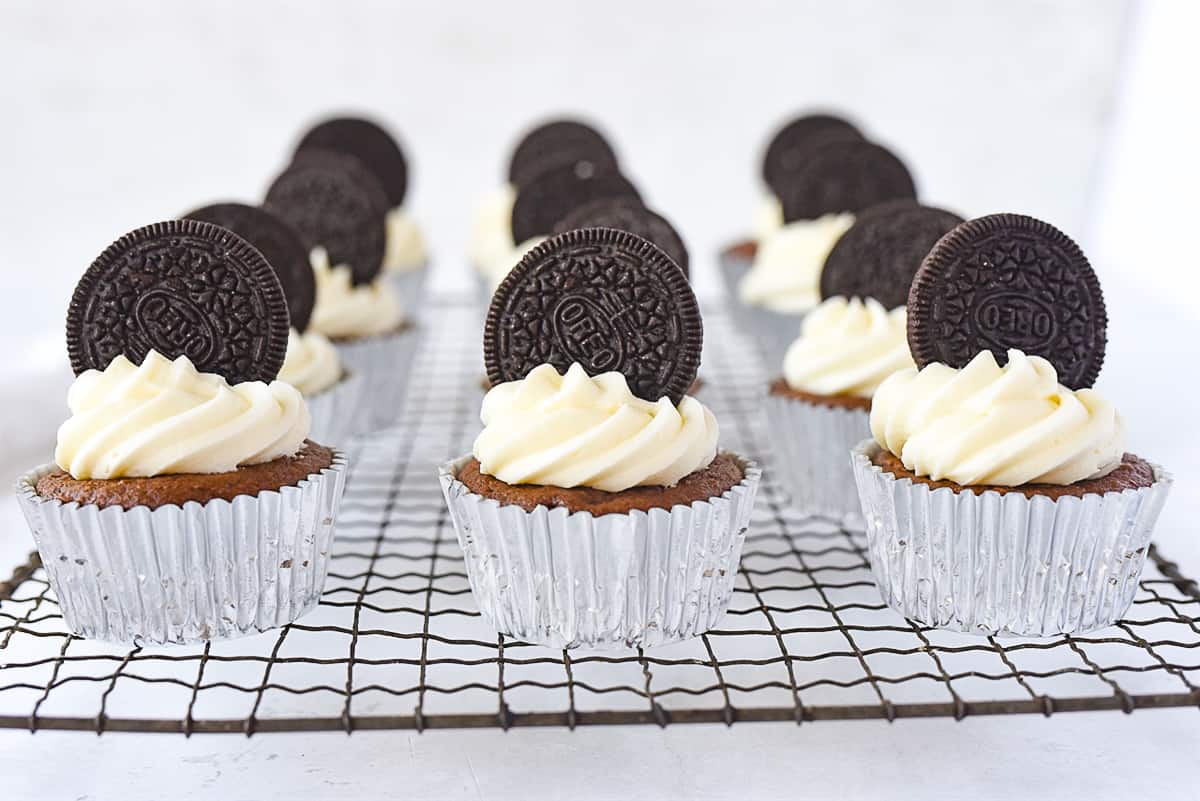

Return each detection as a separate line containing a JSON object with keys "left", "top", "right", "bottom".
{"left": 478, "top": 227, "right": 713, "bottom": 492}
{"left": 184, "top": 203, "right": 343, "bottom": 395}
{"left": 58, "top": 351, "right": 308, "bottom": 480}
{"left": 782, "top": 297, "right": 912, "bottom": 398}
{"left": 308, "top": 246, "right": 406, "bottom": 339}
{"left": 777, "top": 201, "right": 963, "bottom": 389}
{"left": 475, "top": 363, "right": 717, "bottom": 492}
{"left": 871, "top": 213, "right": 1122, "bottom": 487}
{"left": 60, "top": 220, "right": 312, "bottom": 480}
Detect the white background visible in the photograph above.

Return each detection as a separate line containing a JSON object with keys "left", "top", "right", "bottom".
{"left": 1, "top": 1, "right": 1198, "bottom": 799}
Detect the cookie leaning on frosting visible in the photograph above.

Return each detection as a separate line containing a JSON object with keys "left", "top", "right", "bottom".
{"left": 852, "top": 213, "right": 1172, "bottom": 636}
{"left": 16, "top": 219, "right": 348, "bottom": 646}
{"left": 765, "top": 200, "right": 962, "bottom": 523}
{"left": 439, "top": 226, "right": 761, "bottom": 650}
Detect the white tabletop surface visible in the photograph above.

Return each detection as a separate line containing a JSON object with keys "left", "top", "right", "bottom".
{"left": 1, "top": 2, "right": 1197, "bottom": 799}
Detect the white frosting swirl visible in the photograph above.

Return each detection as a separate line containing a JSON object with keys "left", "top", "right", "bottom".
{"left": 309, "top": 247, "right": 405, "bottom": 340}
{"left": 871, "top": 349, "right": 1124, "bottom": 487}
{"left": 468, "top": 184, "right": 517, "bottom": 275}
{"left": 474, "top": 363, "right": 719, "bottom": 492}
{"left": 279, "top": 328, "right": 342, "bottom": 396}
{"left": 383, "top": 207, "right": 426, "bottom": 273}
{"left": 55, "top": 351, "right": 309, "bottom": 480}
{"left": 782, "top": 297, "right": 914, "bottom": 397}
{"left": 751, "top": 194, "right": 784, "bottom": 242}
{"left": 738, "top": 213, "right": 854, "bottom": 313}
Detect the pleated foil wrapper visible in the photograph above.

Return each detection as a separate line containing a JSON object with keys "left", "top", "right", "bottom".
{"left": 438, "top": 453, "right": 762, "bottom": 650}
{"left": 304, "top": 371, "right": 371, "bottom": 444}
{"left": 850, "top": 440, "right": 1174, "bottom": 636}
{"left": 15, "top": 451, "right": 349, "bottom": 646}
{"left": 765, "top": 392, "right": 869, "bottom": 527}
{"left": 717, "top": 248, "right": 804, "bottom": 372}
{"left": 332, "top": 326, "right": 421, "bottom": 434}
{"left": 385, "top": 266, "right": 428, "bottom": 317}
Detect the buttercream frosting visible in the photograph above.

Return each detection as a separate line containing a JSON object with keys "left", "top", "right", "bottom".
{"left": 752, "top": 194, "right": 784, "bottom": 242}
{"left": 474, "top": 363, "right": 719, "bottom": 492}
{"left": 870, "top": 349, "right": 1124, "bottom": 486}
{"left": 468, "top": 184, "right": 517, "bottom": 275}
{"left": 782, "top": 297, "right": 914, "bottom": 397}
{"left": 738, "top": 213, "right": 854, "bottom": 313}
{"left": 309, "top": 247, "right": 405, "bottom": 340}
{"left": 55, "top": 350, "right": 309, "bottom": 480}
{"left": 383, "top": 207, "right": 426, "bottom": 273}
{"left": 279, "top": 328, "right": 342, "bottom": 396}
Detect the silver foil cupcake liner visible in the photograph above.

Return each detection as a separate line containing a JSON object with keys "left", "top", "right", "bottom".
{"left": 385, "top": 266, "right": 427, "bottom": 314}
{"left": 333, "top": 326, "right": 421, "bottom": 434}
{"left": 15, "top": 451, "right": 349, "bottom": 646}
{"left": 717, "top": 248, "right": 804, "bottom": 372}
{"left": 304, "top": 371, "right": 370, "bottom": 444}
{"left": 765, "top": 392, "right": 869, "bottom": 527}
{"left": 438, "top": 453, "right": 762, "bottom": 650}
{"left": 850, "top": 440, "right": 1173, "bottom": 636}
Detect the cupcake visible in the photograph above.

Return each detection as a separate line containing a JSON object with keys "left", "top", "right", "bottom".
{"left": 721, "top": 112, "right": 918, "bottom": 368}
{"left": 182, "top": 203, "right": 364, "bottom": 443}
{"left": 16, "top": 220, "right": 348, "bottom": 645}
{"left": 440, "top": 228, "right": 761, "bottom": 650}
{"left": 266, "top": 149, "right": 420, "bottom": 434}
{"left": 293, "top": 115, "right": 428, "bottom": 303}
{"left": 467, "top": 118, "right": 637, "bottom": 296}
{"left": 852, "top": 214, "right": 1172, "bottom": 636}
{"left": 766, "top": 201, "right": 962, "bottom": 523}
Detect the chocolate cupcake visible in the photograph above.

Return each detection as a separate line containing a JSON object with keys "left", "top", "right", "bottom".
{"left": 439, "top": 228, "right": 761, "bottom": 649}
{"left": 765, "top": 202, "right": 961, "bottom": 523}
{"left": 467, "top": 118, "right": 639, "bottom": 298}
{"left": 721, "top": 113, "right": 917, "bottom": 368}
{"left": 266, "top": 150, "right": 421, "bottom": 434}
{"left": 15, "top": 221, "right": 348, "bottom": 645}
{"left": 851, "top": 214, "right": 1172, "bottom": 636}
{"left": 293, "top": 115, "right": 428, "bottom": 302}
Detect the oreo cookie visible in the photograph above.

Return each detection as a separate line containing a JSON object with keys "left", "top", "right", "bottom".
{"left": 485, "top": 228, "right": 702, "bottom": 405}
{"left": 819, "top": 200, "right": 963, "bottom": 309}
{"left": 67, "top": 220, "right": 290, "bottom": 384}
{"left": 184, "top": 203, "right": 316, "bottom": 332}
{"left": 779, "top": 139, "right": 916, "bottom": 222}
{"left": 907, "top": 213, "right": 1107, "bottom": 390}
{"left": 265, "top": 150, "right": 388, "bottom": 286}
{"left": 510, "top": 163, "right": 641, "bottom": 245}
{"left": 295, "top": 116, "right": 408, "bottom": 207}
{"left": 553, "top": 198, "right": 690, "bottom": 279}
{"left": 508, "top": 119, "right": 618, "bottom": 188}
{"left": 762, "top": 113, "right": 864, "bottom": 197}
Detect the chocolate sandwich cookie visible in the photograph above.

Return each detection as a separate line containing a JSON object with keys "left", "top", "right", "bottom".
{"left": 508, "top": 119, "right": 618, "bottom": 188}
{"left": 762, "top": 113, "right": 863, "bottom": 197}
{"left": 779, "top": 139, "right": 916, "bottom": 223}
{"left": 553, "top": 198, "right": 690, "bottom": 279}
{"left": 265, "top": 150, "right": 389, "bottom": 286}
{"left": 184, "top": 203, "right": 316, "bottom": 332}
{"left": 510, "top": 163, "right": 641, "bottom": 245}
{"left": 485, "top": 227, "right": 702, "bottom": 405}
{"left": 66, "top": 219, "right": 290, "bottom": 384}
{"left": 295, "top": 116, "right": 409, "bottom": 207}
{"left": 820, "top": 200, "right": 963, "bottom": 309}
{"left": 907, "top": 213, "right": 1107, "bottom": 390}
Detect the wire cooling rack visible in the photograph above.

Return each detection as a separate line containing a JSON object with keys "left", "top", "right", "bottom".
{"left": 0, "top": 298, "right": 1197, "bottom": 735}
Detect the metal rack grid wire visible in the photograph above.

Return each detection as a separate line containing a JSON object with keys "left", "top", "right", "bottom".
{"left": 0, "top": 297, "right": 1197, "bottom": 735}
